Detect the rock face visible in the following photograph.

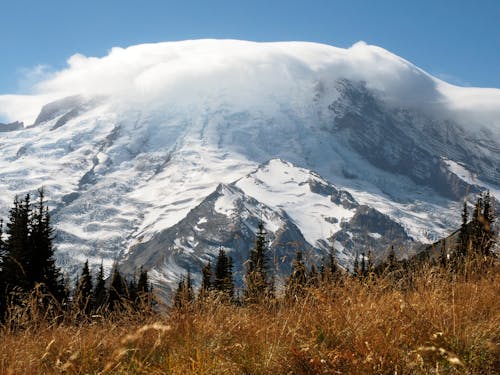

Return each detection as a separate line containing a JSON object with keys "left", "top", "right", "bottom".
{"left": 0, "top": 40, "right": 498, "bottom": 296}
{"left": 328, "top": 80, "right": 492, "bottom": 200}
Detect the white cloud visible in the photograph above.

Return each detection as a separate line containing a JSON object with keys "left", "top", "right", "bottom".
{"left": 0, "top": 39, "right": 499, "bottom": 132}
{"left": 17, "top": 64, "right": 55, "bottom": 92}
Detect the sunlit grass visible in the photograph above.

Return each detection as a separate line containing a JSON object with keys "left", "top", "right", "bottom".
{"left": 1, "top": 260, "right": 498, "bottom": 374}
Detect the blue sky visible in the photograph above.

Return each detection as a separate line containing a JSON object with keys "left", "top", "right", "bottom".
{"left": 1, "top": 0, "right": 499, "bottom": 94}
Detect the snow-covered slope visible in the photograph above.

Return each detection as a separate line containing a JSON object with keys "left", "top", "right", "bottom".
{"left": 0, "top": 40, "right": 498, "bottom": 288}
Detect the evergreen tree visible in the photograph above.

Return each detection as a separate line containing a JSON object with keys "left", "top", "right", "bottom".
{"left": 214, "top": 249, "right": 234, "bottom": 300}
{"left": 30, "top": 188, "right": 64, "bottom": 301}
{"left": 134, "top": 266, "right": 152, "bottom": 308}
{"left": 367, "top": 250, "right": 374, "bottom": 277}
{"left": 244, "top": 222, "right": 273, "bottom": 302}
{"left": 0, "top": 219, "right": 4, "bottom": 259}
{"left": 173, "top": 272, "right": 194, "bottom": 309}
{"left": 360, "top": 253, "right": 366, "bottom": 277}
{"left": 471, "top": 194, "right": 484, "bottom": 254}
{"left": 3, "top": 195, "right": 32, "bottom": 292}
{"left": 199, "top": 261, "right": 212, "bottom": 298}
{"left": 481, "top": 191, "right": 494, "bottom": 256}
{"left": 286, "top": 250, "right": 307, "bottom": 299}
{"left": 456, "top": 200, "right": 469, "bottom": 260}
{"left": 387, "top": 246, "right": 397, "bottom": 273}
{"left": 2, "top": 190, "right": 64, "bottom": 303}
{"left": 439, "top": 240, "right": 447, "bottom": 268}
{"left": 108, "top": 263, "right": 126, "bottom": 311}
{"left": 137, "top": 267, "right": 150, "bottom": 296}
{"left": 127, "top": 275, "right": 138, "bottom": 305}
{"left": 353, "top": 252, "right": 360, "bottom": 278}
{"left": 93, "top": 262, "right": 107, "bottom": 311}
{"left": 174, "top": 276, "right": 186, "bottom": 309}
{"left": 308, "top": 264, "right": 319, "bottom": 287}
{"left": 0, "top": 219, "right": 5, "bottom": 318}
{"left": 74, "top": 260, "right": 93, "bottom": 315}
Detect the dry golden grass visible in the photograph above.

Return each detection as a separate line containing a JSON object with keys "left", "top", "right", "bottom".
{"left": 1, "top": 262, "right": 499, "bottom": 374}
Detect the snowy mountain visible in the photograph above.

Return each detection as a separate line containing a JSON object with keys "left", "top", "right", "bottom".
{"left": 0, "top": 40, "right": 498, "bottom": 293}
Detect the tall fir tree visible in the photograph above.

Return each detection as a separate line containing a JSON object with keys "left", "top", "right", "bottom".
{"left": 457, "top": 200, "right": 469, "bottom": 260}
{"left": 74, "top": 260, "right": 93, "bottom": 315}
{"left": 353, "top": 252, "right": 360, "bottom": 278}
{"left": 93, "top": 262, "right": 107, "bottom": 312}
{"left": 481, "top": 191, "right": 494, "bottom": 256}
{"left": 214, "top": 249, "right": 234, "bottom": 300}
{"left": 136, "top": 267, "right": 150, "bottom": 297}
{"left": 30, "top": 188, "right": 64, "bottom": 301}
{"left": 108, "top": 263, "right": 126, "bottom": 311}
{"left": 199, "top": 261, "right": 212, "bottom": 298}
{"left": 244, "top": 222, "right": 273, "bottom": 302}
{"left": 286, "top": 250, "right": 307, "bottom": 299}
{"left": 3, "top": 195, "right": 32, "bottom": 292}
{"left": 173, "top": 272, "right": 194, "bottom": 309}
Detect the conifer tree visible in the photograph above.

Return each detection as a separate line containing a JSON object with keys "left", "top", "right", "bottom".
{"left": 108, "top": 263, "right": 126, "bottom": 311}
{"left": 387, "top": 246, "right": 397, "bottom": 273}
{"left": 199, "top": 261, "right": 212, "bottom": 298}
{"left": 2, "top": 190, "right": 64, "bottom": 303}
{"left": 481, "top": 191, "right": 494, "bottom": 256}
{"left": 456, "top": 200, "right": 469, "bottom": 260}
{"left": 74, "top": 260, "right": 93, "bottom": 315}
{"left": 0, "top": 219, "right": 5, "bottom": 318}
{"left": 244, "top": 222, "right": 273, "bottom": 302}
{"left": 308, "top": 263, "right": 319, "bottom": 287}
{"left": 174, "top": 276, "right": 186, "bottom": 309}
{"left": 30, "top": 188, "right": 64, "bottom": 301}
{"left": 3, "top": 195, "right": 32, "bottom": 292}
{"left": 286, "top": 250, "right": 307, "bottom": 299}
{"left": 367, "top": 250, "right": 374, "bottom": 277}
{"left": 471, "top": 194, "right": 484, "bottom": 254}
{"left": 93, "top": 262, "right": 107, "bottom": 311}
{"left": 214, "top": 249, "right": 234, "bottom": 300}
{"left": 134, "top": 266, "right": 153, "bottom": 309}
{"left": 439, "top": 239, "right": 447, "bottom": 268}
{"left": 136, "top": 266, "right": 150, "bottom": 298}
{"left": 360, "top": 253, "right": 367, "bottom": 277}
{"left": 353, "top": 252, "right": 360, "bottom": 278}
{"left": 173, "top": 272, "right": 194, "bottom": 308}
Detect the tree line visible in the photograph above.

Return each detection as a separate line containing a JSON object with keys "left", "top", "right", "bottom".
{"left": 0, "top": 189, "right": 153, "bottom": 322}
{"left": 174, "top": 192, "right": 496, "bottom": 307}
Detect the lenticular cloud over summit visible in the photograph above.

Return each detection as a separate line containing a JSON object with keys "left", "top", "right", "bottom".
{"left": 1, "top": 39, "right": 499, "bottom": 132}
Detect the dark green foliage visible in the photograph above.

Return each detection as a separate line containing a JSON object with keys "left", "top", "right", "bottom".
{"left": 244, "top": 222, "right": 273, "bottom": 303}
{"left": 286, "top": 250, "right": 307, "bottom": 299}
{"left": 439, "top": 239, "right": 447, "bottom": 268}
{"left": 1, "top": 190, "right": 65, "bottom": 306}
{"left": 214, "top": 249, "right": 234, "bottom": 300}
{"left": 174, "top": 272, "right": 194, "bottom": 309}
{"left": 137, "top": 267, "right": 150, "bottom": 296}
{"left": 353, "top": 252, "right": 360, "bottom": 277}
{"left": 308, "top": 264, "right": 319, "bottom": 287}
{"left": 74, "top": 260, "right": 93, "bottom": 316}
{"left": 199, "top": 261, "right": 212, "bottom": 298}
{"left": 108, "top": 263, "right": 126, "bottom": 311}
{"left": 456, "top": 200, "right": 469, "bottom": 260}
{"left": 30, "top": 189, "right": 65, "bottom": 301}
{"left": 3, "top": 195, "right": 32, "bottom": 292}
{"left": 360, "top": 252, "right": 366, "bottom": 277}
{"left": 93, "top": 262, "right": 107, "bottom": 311}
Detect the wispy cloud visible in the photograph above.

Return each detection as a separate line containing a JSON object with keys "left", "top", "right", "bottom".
{"left": 17, "top": 64, "right": 55, "bottom": 93}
